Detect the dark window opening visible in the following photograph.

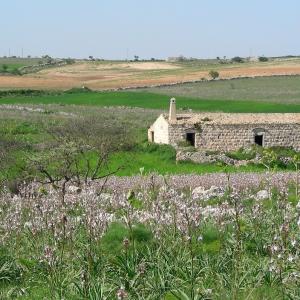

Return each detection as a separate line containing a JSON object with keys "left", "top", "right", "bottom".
{"left": 186, "top": 132, "right": 195, "bottom": 146}
{"left": 150, "top": 131, "right": 154, "bottom": 142}
{"left": 255, "top": 134, "right": 263, "bottom": 146}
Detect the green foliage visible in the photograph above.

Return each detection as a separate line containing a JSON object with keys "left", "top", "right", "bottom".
{"left": 258, "top": 56, "right": 269, "bottom": 62}
{"left": 177, "top": 140, "right": 195, "bottom": 148}
{"left": 209, "top": 70, "right": 219, "bottom": 79}
{"left": 231, "top": 56, "right": 244, "bottom": 63}
{"left": 226, "top": 148, "right": 256, "bottom": 161}
{"left": 0, "top": 248, "right": 22, "bottom": 284}
{"left": 101, "top": 223, "right": 128, "bottom": 253}
{"left": 1, "top": 64, "right": 8, "bottom": 72}
{"left": 101, "top": 223, "right": 152, "bottom": 254}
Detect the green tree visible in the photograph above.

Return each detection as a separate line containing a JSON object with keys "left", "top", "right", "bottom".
{"left": 1, "top": 64, "right": 8, "bottom": 72}
{"left": 231, "top": 56, "right": 244, "bottom": 63}
{"left": 209, "top": 70, "right": 219, "bottom": 80}
{"left": 258, "top": 56, "right": 269, "bottom": 62}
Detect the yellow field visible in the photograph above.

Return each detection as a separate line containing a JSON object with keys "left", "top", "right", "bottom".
{"left": 1, "top": 58, "right": 300, "bottom": 90}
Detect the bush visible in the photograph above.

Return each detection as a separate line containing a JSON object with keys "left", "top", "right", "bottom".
{"left": 209, "top": 70, "right": 219, "bottom": 80}
{"left": 231, "top": 56, "right": 244, "bottom": 63}
{"left": 226, "top": 148, "right": 256, "bottom": 161}
{"left": 177, "top": 140, "right": 193, "bottom": 148}
{"left": 258, "top": 56, "right": 269, "bottom": 62}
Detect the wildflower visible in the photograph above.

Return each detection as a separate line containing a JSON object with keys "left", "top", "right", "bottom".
{"left": 138, "top": 262, "right": 146, "bottom": 275}
{"left": 117, "top": 287, "right": 128, "bottom": 300}
{"left": 123, "top": 238, "right": 129, "bottom": 249}
{"left": 291, "top": 239, "right": 297, "bottom": 247}
{"left": 197, "top": 235, "right": 203, "bottom": 242}
{"left": 288, "top": 255, "right": 294, "bottom": 262}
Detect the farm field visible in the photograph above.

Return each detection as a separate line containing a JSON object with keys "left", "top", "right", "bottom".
{"left": 140, "top": 75, "right": 300, "bottom": 103}
{"left": 1, "top": 58, "right": 300, "bottom": 90}
{"left": 2, "top": 89, "right": 300, "bottom": 112}
{"left": 0, "top": 57, "right": 46, "bottom": 72}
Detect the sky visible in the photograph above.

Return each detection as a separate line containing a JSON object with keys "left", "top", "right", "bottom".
{"left": 1, "top": 0, "right": 300, "bottom": 59}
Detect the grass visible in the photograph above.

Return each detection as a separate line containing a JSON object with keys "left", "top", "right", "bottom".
{"left": 1, "top": 90, "right": 300, "bottom": 112}
{"left": 107, "top": 144, "right": 266, "bottom": 176}
{"left": 0, "top": 57, "right": 44, "bottom": 70}
{"left": 140, "top": 75, "right": 300, "bottom": 103}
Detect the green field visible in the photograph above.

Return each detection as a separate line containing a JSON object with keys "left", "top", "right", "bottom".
{"left": 0, "top": 57, "right": 44, "bottom": 72}
{"left": 1, "top": 89, "right": 300, "bottom": 112}
{"left": 1, "top": 75, "right": 300, "bottom": 180}
{"left": 140, "top": 75, "right": 300, "bottom": 103}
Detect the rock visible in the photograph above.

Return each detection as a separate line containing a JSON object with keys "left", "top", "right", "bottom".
{"left": 68, "top": 185, "right": 81, "bottom": 193}
{"left": 192, "top": 185, "right": 224, "bottom": 200}
{"left": 256, "top": 190, "right": 269, "bottom": 200}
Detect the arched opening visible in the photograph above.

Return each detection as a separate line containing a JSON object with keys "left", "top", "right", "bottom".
{"left": 253, "top": 128, "right": 266, "bottom": 147}
{"left": 254, "top": 134, "right": 263, "bottom": 146}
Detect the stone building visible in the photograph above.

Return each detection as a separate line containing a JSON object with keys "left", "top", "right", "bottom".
{"left": 148, "top": 98, "right": 300, "bottom": 151}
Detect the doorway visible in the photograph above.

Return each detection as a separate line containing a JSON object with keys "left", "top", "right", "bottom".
{"left": 186, "top": 132, "right": 195, "bottom": 146}
{"left": 254, "top": 134, "right": 263, "bottom": 146}
{"left": 150, "top": 131, "right": 154, "bottom": 142}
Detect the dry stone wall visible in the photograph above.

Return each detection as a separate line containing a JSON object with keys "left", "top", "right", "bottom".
{"left": 169, "top": 123, "right": 300, "bottom": 151}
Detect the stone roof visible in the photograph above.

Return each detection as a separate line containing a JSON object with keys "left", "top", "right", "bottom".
{"left": 163, "top": 113, "right": 300, "bottom": 125}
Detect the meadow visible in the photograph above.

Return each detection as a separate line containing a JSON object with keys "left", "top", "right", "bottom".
{"left": 1, "top": 173, "right": 300, "bottom": 299}
{"left": 1, "top": 74, "right": 300, "bottom": 299}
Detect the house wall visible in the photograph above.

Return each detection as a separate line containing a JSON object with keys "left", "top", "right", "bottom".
{"left": 168, "top": 123, "right": 300, "bottom": 151}
{"left": 148, "top": 115, "right": 169, "bottom": 144}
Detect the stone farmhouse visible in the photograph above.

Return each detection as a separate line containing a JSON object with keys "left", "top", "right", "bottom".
{"left": 148, "top": 98, "right": 300, "bottom": 151}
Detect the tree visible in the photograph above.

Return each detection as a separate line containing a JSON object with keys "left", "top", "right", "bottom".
{"left": 209, "top": 70, "right": 219, "bottom": 80}
{"left": 65, "top": 58, "right": 75, "bottom": 65}
{"left": 134, "top": 55, "right": 139, "bottom": 61}
{"left": 1, "top": 64, "right": 8, "bottom": 72}
{"left": 231, "top": 56, "right": 244, "bottom": 63}
{"left": 24, "top": 117, "right": 133, "bottom": 202}
{"left": 258, "top": 56, "right": 268, "bottom": 62}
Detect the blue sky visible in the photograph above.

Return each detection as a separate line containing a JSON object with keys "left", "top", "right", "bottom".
{"left": 1, "top": 0, "right": 299, "bottom": 59}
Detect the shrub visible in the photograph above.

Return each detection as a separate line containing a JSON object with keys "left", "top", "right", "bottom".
{"left": 258, "top": 56, "right": 269, "bottom": 62}
{"left": 231, "top": 56, "right": 244, "bottom": 63}
{"left": 209, "top": 70, "right": 219, "bottom": 80}
{"left": 226, "top": 148, "right": 256, "bottom": 161}
{"left": 177, "top": 140, "right": 193, "bottom": 148}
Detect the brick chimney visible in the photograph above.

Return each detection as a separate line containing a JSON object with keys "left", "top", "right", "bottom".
{"left": 169, "top": 97, "right": 176, "bottom": 122}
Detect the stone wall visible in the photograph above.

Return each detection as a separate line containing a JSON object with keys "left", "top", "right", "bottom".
{"left": 169, "top": 123, "right": 300, "bottom": 151}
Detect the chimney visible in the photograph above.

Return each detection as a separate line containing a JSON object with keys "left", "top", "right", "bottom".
{"left": 169, "top": 97, "right": 176, "bottom": 122}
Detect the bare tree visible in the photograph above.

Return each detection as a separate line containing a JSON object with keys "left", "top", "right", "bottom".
{"left": 24, "top": 116, "right": 133, "bottom": 202}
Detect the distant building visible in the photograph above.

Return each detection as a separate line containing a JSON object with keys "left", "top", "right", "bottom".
{"left": 148, "top": 98, "right": 300, "bottom": 151}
